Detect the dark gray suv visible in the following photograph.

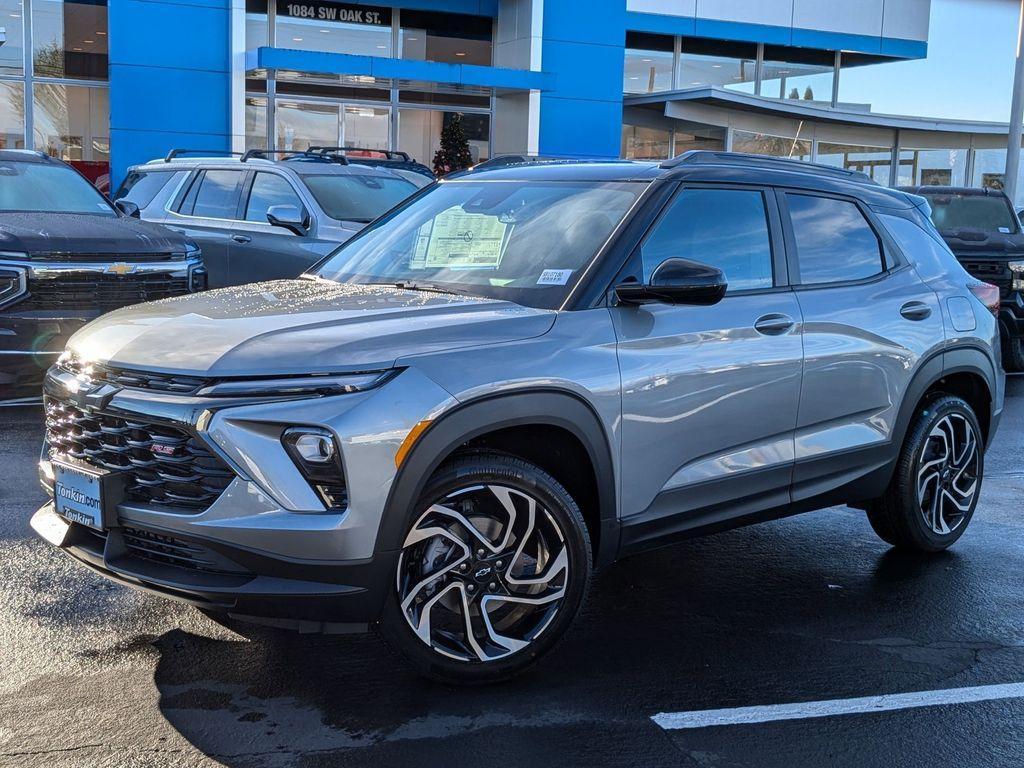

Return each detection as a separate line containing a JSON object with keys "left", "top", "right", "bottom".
{"left": 114, "top": 149, "right": 419, "bottom": 288}
{"left": 35, "top": 152, "right": 1004, "bottom": 684}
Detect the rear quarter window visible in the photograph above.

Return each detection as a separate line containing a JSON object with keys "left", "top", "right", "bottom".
{"left": 115, "top": 170, "right": 180, "bottom": 208}
{"left": 787, "top": 194, "right": 884, "bottom": 285}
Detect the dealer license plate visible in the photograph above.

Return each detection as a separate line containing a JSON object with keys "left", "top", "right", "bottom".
{"left": 52, "top": 459, "right": 124, "bottom": 531}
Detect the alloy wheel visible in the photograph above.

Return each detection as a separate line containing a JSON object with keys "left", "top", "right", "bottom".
{"left": 396, "top": 484, "right": 570, "bottom": 663}
{"left": 916, "top": 413, "right": 980, "bottom": 535}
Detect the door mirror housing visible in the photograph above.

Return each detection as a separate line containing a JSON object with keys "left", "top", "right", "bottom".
{"left": 615, "top": 258, "right": 728, "bottom": 306}
{"left": 267, "top": 204, "right": 307, "bottom": 236}
{"left": 114, "top": 199, "right": 141, "bottom": 218}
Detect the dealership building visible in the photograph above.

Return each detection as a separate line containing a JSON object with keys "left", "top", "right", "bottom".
{"left": 0, "top": 0, "right": 1021, "bottom": 198}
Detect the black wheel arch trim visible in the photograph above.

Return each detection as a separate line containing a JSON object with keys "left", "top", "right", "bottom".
{"left": 373, "top": 389, "right": 619, "bottom": 570}
{"left": 892, "top": 344, "right": 998, "bottom": 459}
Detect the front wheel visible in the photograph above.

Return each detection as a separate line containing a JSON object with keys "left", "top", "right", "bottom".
{"left": 378, "top": 453, "right": 592, "bottom": 684}
{"left": 866, "top": 395, "right": 983, "bottom": 552}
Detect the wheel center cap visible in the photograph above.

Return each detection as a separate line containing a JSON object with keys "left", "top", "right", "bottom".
{"left": 472, "top": 563, "right": 494, "bottom": 583}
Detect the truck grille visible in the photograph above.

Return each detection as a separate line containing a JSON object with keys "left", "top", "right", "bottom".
{"left": 23, "top": 272, "right": 190, "bottom": 310}
{"left": 45, "top": 398, "right": 234, "bottom": 511}
{"left": 961, "top": 260, "right": 1011, "bottom": 294}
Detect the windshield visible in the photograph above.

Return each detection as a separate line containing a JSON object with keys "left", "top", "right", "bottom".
{"left": 924, "top": 192, "right": 1019, "bottom": 234}
{"left": 0, "top": 161, "right": 116, "bottom": 215}
{"left": 314, "top": 180, "right": 644, "bottom": 309}
{"left": 303, "top": 174, "right": 417, "bottom": 222}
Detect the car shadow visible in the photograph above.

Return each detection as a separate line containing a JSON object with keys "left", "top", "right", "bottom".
{"left": 150, "top": 505, "right": 996, "bottom": 767}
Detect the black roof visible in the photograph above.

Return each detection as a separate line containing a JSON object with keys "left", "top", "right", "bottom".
{"left": 457, "top": 151, "right": 916, "bottom": 209}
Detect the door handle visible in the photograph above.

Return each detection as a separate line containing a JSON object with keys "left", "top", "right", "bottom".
{"left": 754, "top": 313, "right": 795, "bottom": 335}
{"left": 900, "top": 301, "right": 932, "bottom": 321}
{"left": 231, "top": 234, "right": 252, "bottom": 244}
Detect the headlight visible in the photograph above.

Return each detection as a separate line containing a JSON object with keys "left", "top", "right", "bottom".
{"left": 195, "top": 370, "right": 395, "bottom": 398}
{"left": 1008, "top": 261, "right": 1024, "bottom": 290}
{"left": 282, "top": 427, "right": 347, "bottom": 509}
{"left": 0, "top": 264, "right": 27, "bottom": 307}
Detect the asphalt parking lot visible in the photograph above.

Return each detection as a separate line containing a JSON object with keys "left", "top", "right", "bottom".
{"left": 2, "top": 378, "right": 1024, "bottom": 767}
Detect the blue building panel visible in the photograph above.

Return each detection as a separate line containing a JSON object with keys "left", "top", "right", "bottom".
{"left": 109, "top": 0, "right": 231, "bottom": 186}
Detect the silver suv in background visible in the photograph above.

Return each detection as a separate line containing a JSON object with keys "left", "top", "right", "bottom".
{"left": 36, "top": 152, "right": 1003, "bottom": 684}
{"left": 114, "top": 149, "right": 420, "bottom": 288}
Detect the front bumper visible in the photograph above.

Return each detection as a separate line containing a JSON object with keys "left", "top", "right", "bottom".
{"left": 33, "top": 364, "right": 457, "bottom": 629}
{"left": 32, "top": 502, "right": 395, "bottom": 631}
{"left": 998, "top": 294, "right": 1024, "bottom": 339}
{"left": 0, "top": 313, "right": 96, "bottom": 400}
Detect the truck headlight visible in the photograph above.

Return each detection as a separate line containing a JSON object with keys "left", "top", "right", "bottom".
{"left": 1009, "top": 261, "right": 1024, "bottom": 291}
{"left": 0, "top": 264, "right": 27, "bottom": 307}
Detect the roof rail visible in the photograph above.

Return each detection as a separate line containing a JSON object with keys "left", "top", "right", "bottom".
{"left": 164, "top": 148, "right": 244, "bottom": 163}
{"left": 241, "top": 148, "right": 349, "bottom": 164}
{"left": 662, "top": 150, "right": 878, "bottom": 185}
{"left": 308, "top": 146, "right": 410, "bottom": 162}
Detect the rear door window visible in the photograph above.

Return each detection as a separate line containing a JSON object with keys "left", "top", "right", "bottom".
{"left": 245, "top": 172, "right": 305, "bottom": 223}
{"left": 180, "top": 170, "right": 245, "bottom": 219}
{"left": 786, "top": 194, "right": 884, "bottom": 285}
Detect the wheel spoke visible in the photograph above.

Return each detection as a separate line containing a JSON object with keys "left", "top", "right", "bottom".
{"left": 428, "top": 503, "right": 503, "bottom": 553}
{"left": 506, "top": 544, "right": 568, "bottom": 593}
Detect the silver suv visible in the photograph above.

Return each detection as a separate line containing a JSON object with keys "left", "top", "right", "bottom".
{"left": 34, "top": 152, "right": 1004, "bottom": 684}
{"left": 113, "top": 149, "right": 419, "bottom": 288}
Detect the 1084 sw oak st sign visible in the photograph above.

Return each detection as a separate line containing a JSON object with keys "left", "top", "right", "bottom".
{"left": 277, "top": 0, "right": 391, "bottom": 25}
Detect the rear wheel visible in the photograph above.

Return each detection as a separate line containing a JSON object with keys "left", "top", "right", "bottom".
{"left": 867, "top": 395, "right": 983, "bottom": 552}
{"left": 378, "top": 453, "right": 591, "bottom": 684}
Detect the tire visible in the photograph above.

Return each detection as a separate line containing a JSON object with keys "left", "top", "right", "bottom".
{"left": 1002, "top": 335, "right": 1024, "bottom": 373}
{"left": 378, "top": 452, "right": 592, "bottom": 685}
{"left": 866, "top": 395, "right": 984, "bottom": 552}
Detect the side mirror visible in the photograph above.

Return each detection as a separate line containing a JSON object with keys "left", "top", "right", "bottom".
{"left": 615, "top": 258, "right": 727, "bottom": 306}
{"left": 114, "top": 199, "right": 141, "bottom": 218}
{"left": 267, "top": 204, "right": 307, "bottom": 236}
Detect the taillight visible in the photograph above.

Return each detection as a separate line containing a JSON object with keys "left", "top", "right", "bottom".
{"left": 968, "top": 282, "right": 1000, "bottom": 316}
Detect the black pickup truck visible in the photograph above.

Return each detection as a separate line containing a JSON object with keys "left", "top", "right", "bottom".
{"left": 902, "top": 185, "right": 1024, "bottom": 370}
{"left": 0, "top": 151, "right": 206, "bottom": 401}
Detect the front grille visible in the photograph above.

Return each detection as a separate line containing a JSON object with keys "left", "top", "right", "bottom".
{"left": 961, "top": 260, "right": 1012, "bottom": 295}
{"left": 27, "top": 252, "right": 180, "bottom": 264}
{"left": 23, "top": 272, "right": 190, "bottom": 310}
{"left": 120, "top": 526, "right": 243, "bottom": 574}
{"left": 45, "top": 398, "right": 235, "bottom": 511}
{"left": 60, "top": 357, "right": 209, "bottom": 395}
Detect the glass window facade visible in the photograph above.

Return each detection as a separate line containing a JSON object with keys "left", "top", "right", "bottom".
{"left": 733, "top": 130, "right": 811, "bottom": 161}
{"left": 623, "top": 32, "right": 673, "bottom": 94}
{"left": 621, "top": 124, "right": 671, "bottom": 159}
{"left": 971, "top": 148, "right": 1024, "bottom": 205}
{"left": 679, "top": 38, "right": 756, "bottom": 93}
{"left": 760, "top": 45, "right": 833, "bottom": 102}
{"left": 1, "top": 0, "right": 25, "bottom": 75}
{"left": 818, "top": 142, "right": 894, "bottom": 185}
{"left": 276, "top": 1, "right": 393, "bottom": 56}
{"left": 0, "top": 80, "right": 26, "bottom": 148}
{"left": 897, "top": 148, "right": 968, "bottom": 187}
{"left": 398, "top": 108, "right": 489, "bottom": 168}
{"left": 32, "top": 0, "right": 108, "bottom": 80}
{"left": 1, "top": 0, "right": 109, "bottom": 189}
{"left": 400, "top": 9, "right": 492, "bottom": 66}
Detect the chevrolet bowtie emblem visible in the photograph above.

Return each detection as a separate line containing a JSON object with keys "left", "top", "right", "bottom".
{"left": 70, "top": 382, "right": 121, "bottom": 410}
{"left": 105, "top": 262, "right": 136, "bottom": 276}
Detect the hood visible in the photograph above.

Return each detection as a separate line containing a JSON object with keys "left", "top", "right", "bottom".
{"left": 937, "top": 227, "right": 1024, "bottom": 258}
{"left": 0, "top": 212, "right": 192, "bottom": 258}
{"left": 68, "top": 279, "right": 555, "bottom": 376}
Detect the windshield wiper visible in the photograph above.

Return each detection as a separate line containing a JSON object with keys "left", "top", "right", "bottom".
{"left": 386, "top": 280, "right": 476, "bottom": 297}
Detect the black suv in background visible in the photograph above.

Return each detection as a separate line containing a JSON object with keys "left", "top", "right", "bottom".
{"left": 903, "top": 185, "right": 1024, "bottom": 370}
{"left": 0, "top": 151, "right": 205, "bottom": 401}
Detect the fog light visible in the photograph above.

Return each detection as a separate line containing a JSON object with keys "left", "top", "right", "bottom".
{"left": 282, "top": 427, "right": 347, "bottom": 510}
{"left": 291, "top": 432, "right": 336, "bottom": 463}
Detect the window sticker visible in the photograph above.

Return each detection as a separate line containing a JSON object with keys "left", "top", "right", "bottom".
{"left": 409, "top": 206, "right": 513, "bottom": 270}
{"left": 999, "top": 227, "right": 1011, "bottom": 234}
{"left": 536, "top": 269, "right": 573, "bottom": 286}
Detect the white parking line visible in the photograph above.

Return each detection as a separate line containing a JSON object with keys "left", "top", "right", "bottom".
{"left": 652, "top": 682, "right": 1024, "bottom": 730}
